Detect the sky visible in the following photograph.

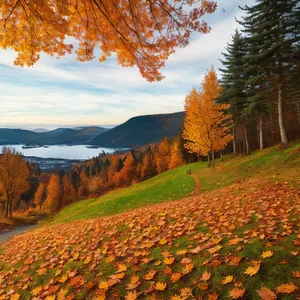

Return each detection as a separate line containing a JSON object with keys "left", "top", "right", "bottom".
{"left": 0, "top": 0, "right": 255, "bottom": 130}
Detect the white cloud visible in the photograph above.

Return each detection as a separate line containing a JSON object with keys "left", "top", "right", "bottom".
{"left": 0, "top": 0, "right": 256, "bottom": 128}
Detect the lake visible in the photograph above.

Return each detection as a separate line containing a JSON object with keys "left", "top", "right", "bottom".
{"left": 2, "top": 145, "right": 118, "bottom": 160}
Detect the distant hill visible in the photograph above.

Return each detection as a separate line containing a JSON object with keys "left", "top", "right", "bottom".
{"left": 32, "top": 128, "right": 49, "bottom": 133}
{"left": 0, "top": 126, "right": 108, "bottom": 145}
{"left": 91, "top": 112, "right": 185, "bottom": 147}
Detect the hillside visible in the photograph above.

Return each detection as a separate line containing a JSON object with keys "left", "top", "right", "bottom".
{"left": 91, "top": 112, "right": 185, "bottom": 147}
{"left": 0, "top": 126, "right": 108, "bottom": 145}
{"left": 0, "top": 143, "right": 299, "bottom": 299}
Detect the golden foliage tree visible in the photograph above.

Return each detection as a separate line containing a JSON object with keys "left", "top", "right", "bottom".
{"left": 0, "top": 147, "right": 30, "bottom": 218}
{"left": 156, "top": 138, "right": 171, "bottom": 173}
{"left": 62, "top": 175, "right": 76, "bottom": 206}
{"left": 0, "top": 0, "right": 216, "bottom": 81}
{"left": 141, "top": 153, "right": 155, "bottom": 180}
{"left": 33, "top": 182, "right": 46, "bottom": 211}
{"left": 168, "top": 139, "right": 185, "bottom": 169}
{"left": 183, "top": 68, "right": 233, "bottom": 167}
{"left": 44, "top": 174, "right": 61, "bottom": 213}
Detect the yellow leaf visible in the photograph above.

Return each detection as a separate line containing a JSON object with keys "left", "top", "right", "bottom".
{"left": 222, "top": 275, "right": 233, "bottom": 285}
{"left": 32, "top": 286, "right": 42, "bottom": 296}
{"left": 10, "top": 294, "right": 20, "bottom": 300}
{"left": 164, "top": 257, "right": 175, "bottom": 265}
{"left": 261, "top": 251, "right": 274, "bottom": 259}
{"left": 98, "top": 280, "right": 109, "bottom": 291}
{"left": 155, "top": 282, "right": 167, "bottom": 291}
{"left": 125, "top": 291, "right": 138, "bottom": 300}
{"left": 244, "top": 263, "right": 260, "bottom": 277}
{"left": 116, "top": 264, "right": 127, "bottom": 273}
{"left": 176, "top": 249, "right": 187, "bottom": 255}
{"left": 58, "top": 275, "right": 68, "bottom": 283}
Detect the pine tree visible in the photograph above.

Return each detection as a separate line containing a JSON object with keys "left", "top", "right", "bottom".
{"left": 183, "top": 68, "right": 233, "bottom": 167}
{"left": 239, "top": 0, "right": 300, "bottom": 146}
{"left": 218, "top": 30, "right": 250, "bottom": 154}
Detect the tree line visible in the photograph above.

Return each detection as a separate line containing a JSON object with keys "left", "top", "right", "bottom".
{"left": 0, "top": 0, "right": 299, "bottom": 219}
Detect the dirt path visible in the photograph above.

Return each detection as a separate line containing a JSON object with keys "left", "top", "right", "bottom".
{"left": 0, "top": 224, "right": 38, "bottom": 244}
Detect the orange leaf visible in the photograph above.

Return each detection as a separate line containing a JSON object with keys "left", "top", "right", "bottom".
{"left": 276, "top": 282, "right": 297, "bottom": 294}
{"left": 256, "top": 287, "right": 276, "bottom": 300}
{"left": 229, "top": 288, "right": 245, "bottom": 299}
{"left": 201, "top": 271, "right": 211, "bottom": 281}
{"left": 155, "top": 282, "right": 167, "bottom": 291}
{"left": 144, "top": 270, "right": 156, "bottom": 281}
{"left": 171, "top": 273, "right": 182, "bottom": 283}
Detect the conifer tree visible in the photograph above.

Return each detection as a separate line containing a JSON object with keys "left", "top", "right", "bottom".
{"left": 239, "top": 0, "right": 300, "bottom": 146}
{"left": 218, "top": 30, "right": 250, "bottom": 154}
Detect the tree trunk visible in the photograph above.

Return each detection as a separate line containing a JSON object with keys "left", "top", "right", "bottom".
{"left": 278, "top": 84, "right": 288, "bottom": 146}
{"left": 296, "top": 101, "right": 300, "bottom": 125}
{"left": 211, "top": 151, "right": 215, "bottom": 168}
{"left": 9, "top": 200, "right": 13, "bottom": 218}
{"left": 207, "top": 153, "right": 210, "bottom": 168}
{"left": 259, "top": 116, "right": 264, "bottom": 150}
{"left": 4, "top": 201, "right": 9, "bottom": 218}
{"left": 244, "top": 124, "right": 250, "bottom": 154}
{"left": 220, "top": 151, "right": 224, "bottom": 161}
{"left": 232, "top": 126, "right": 237, "bottom": 155}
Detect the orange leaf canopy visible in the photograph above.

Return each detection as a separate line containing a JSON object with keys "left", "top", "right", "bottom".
{"left": 0, "top": 0, "right": 217, "bottom": 81}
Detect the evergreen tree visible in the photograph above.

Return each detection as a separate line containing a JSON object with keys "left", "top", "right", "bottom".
{"left": 239, "top": 0, "right": 300, "bottom": 146}
{"left": 218, "top": 30, "right": 250, "bottom": 154}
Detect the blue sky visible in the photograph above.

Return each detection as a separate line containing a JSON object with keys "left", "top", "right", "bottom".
{"left": 0, "top": 0, "right": 255, "bottom": 130}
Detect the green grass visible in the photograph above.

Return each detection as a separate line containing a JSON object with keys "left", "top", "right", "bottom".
{"left": 49, "top": 141, "right": 300, "bottom": 225}
{"left": 50, "top": 162, "right": 203, "bottom": 224}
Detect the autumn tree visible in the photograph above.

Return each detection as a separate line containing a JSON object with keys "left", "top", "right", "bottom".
{"left": 183, "top": 68, "right": 233, "bottom": 167}
{"left": 168, "top": 139, "right": 185, "bottom": 169}
{"left": 44, "top": 174, "right": 61, "bottom": 213}
{"left": 0, "top": 147, "right": 30, "bottom": 218}
{"left": 33, "top": 183, "right": 46, "bottom": 211}
{"left": 141, "top": 152, "right": 156, "bottom": 180}
{"left": 62, "top": 175, "right": 76, "bottom": 206}
{"left": 120, "top": 152, "right": 137, "bottom": 186}
{"left": 156, "top": 138, "right": 171, "bottom": 173}
{"left": 0, "top": 0, "right": 217, "bottom": 81}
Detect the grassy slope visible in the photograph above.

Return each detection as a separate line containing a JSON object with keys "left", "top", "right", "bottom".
{"left": 0, "top": 143, "right": 299, "bottom": 300}
{"left": 50, "top": 141, "right": 300, "bottom": 224}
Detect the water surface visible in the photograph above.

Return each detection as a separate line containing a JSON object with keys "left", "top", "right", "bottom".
{"left": 2, "top": 145, "right": 118, "bottom": 160}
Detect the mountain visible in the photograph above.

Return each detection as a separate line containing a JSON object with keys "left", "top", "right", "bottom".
{"left": 91, "top": 112, "right": 185, "bottom": 147}
{"left": 0, "top": 126, "right": 108, "bottom": 145}
{"left": 32, "top": 128, "right": 49, "bottom": 133}
{"left": 0, "top": 129, "right": 39, "bottom": 144}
